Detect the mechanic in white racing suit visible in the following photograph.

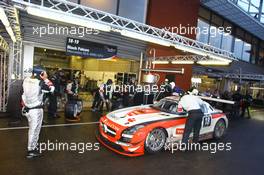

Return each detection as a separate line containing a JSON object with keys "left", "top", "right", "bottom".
{"left": 22, "top": 66, "right": 54, "bottom": 158}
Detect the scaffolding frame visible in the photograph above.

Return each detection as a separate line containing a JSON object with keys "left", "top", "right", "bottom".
{"left": 0, "top": 2, "right": 22, "bottom": 112}
{"left": 12, "top": 0, "right": 236, "bottom": 62}
{"left": 8, "top": 41, "right": 23, "bottom": 81}
{"left": 194, "top": 71, "right": 264, "bottom": 81}
{"left": 0, "top": 35, "right": 9, "bottom": 52}
{"left": 0, "top": 50, "right": 8, "bottom": 112}
{"left": 152, "top": 55, "right": 212, "bottom": 62}
{"left": 0, "top": 1, "right": 22, "bottom": 41}
{"left": 224, "top": 73, "right": 264, "bottom": 81}
{"left": 0, "top": 34, "right": 9, "bottom": 112}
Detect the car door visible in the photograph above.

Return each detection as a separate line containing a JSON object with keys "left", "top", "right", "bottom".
{"left": 200, "top": 103, "right": 212, "bottom": 134}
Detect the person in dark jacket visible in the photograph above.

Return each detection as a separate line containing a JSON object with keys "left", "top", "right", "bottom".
{"left": 241, "top": 91, "right": 252, "bottom": 119}
{"left": 99, "top": 79, "right": 113, "bottom": 111}
{"left": 232, "top": 88, "right": 242, "bottom": 118}
{"left": 48, "top": 72, "right": 61, "bottom": 118}
{"left": 91, "top": 87, "right": 101, "bottom": 112}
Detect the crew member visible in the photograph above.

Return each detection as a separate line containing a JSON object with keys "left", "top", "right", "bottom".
{"left": 99, "top": 79, "right": 113, "bottom": 112}
{"left": 66, "top": 79, "right": 78, "bottom": 101}
{"left": 48, "top": 71, "right": 60, "bottom": 118}
{"left": 178, "top": 88, "right": 204, "bottom": 148}
{"left": 241, "top": 91, "right": 252, "bottom": 119}
{"left": 22, "top": 66, "right": 54, "bottom": 158}
{"left": 232, "top": 88, "right": 242, "bottom": 118}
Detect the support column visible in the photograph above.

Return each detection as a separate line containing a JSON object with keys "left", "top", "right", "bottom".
{"left": 23, "top": 44, "right": 34, "bottom": 78}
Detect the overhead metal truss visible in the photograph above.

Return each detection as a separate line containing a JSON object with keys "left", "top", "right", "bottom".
{"left": 224, "top": 73, "right": 264, "bottom": 81}
{"left": 194, "top": 71, "right": 264, "bottom": 81}
{"left": 0, "top": 1, "right": 22, "bottom": 42}
{"left": 152, "top": 55, "right": 212, "bottom": 62}
{"left": 12, "top": 0, "right": 236, "bottom": 62}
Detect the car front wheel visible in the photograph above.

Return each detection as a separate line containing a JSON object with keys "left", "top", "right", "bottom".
{"left": 145, "top": 128, "right": 167, "bottom": 154}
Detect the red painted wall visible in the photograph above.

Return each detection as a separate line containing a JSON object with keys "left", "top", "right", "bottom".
{"left": 146, "top": 0, "right": 200, "bottom": 91}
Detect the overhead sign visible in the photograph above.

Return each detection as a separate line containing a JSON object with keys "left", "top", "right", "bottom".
{"left": 66, "top": 37, "right": 117, "bottom": 59}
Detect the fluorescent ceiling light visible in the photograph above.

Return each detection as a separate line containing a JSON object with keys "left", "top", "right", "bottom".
{"left": 197, "top": 60, "right": 231, "bottom": 66}
{"left": 121, "top": 30, "right": 171, "bottom": 47}
{"left": 208, "top": 54, "right": 233, "bottom": 62}
{"left": 152, "top": 61, "right": 169, "bottom": 64}
{"left": 26, "top": 7, "right": 111, "bottom": 32}
{"left": 171, "top": 60, "right": 194, "bottom": 64}
{"left": 0, "top": 7, "right": 16, "bottom": 42}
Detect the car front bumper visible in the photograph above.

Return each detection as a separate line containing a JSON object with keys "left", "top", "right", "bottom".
{"left": 96, "top": 129, "right": 145, "bottom": 157}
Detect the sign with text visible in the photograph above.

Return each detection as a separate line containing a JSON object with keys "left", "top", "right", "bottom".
{"left": 66, "top": 37, "right": 117, "bottom": 59}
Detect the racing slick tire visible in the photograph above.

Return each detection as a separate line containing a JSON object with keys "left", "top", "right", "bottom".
{"left": 76, "top": 99, "right": 83, "bottom": 115}
{"left": 65, "top": 101, "right": 80, "bottom": 122}
{"left": 145, "top": 128, "right": 167, "bottom": 154}
{"left": 213, "top": 119, "right": 226, "bottom": 139}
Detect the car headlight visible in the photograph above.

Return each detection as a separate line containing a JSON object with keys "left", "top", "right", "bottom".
{"left": 122, "top": 125, "right": 145, "bottom": 136}
{"left": 120, "top": 125, "right": 145, "bottom": 143}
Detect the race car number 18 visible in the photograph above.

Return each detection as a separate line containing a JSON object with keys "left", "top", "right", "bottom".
{"left": 203, "top": 115, "right": 211, "bottom": 127}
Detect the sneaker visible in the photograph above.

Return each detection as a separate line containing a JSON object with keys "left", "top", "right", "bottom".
{"left": 26, "top": 150, "right": 41, "bottom": 159}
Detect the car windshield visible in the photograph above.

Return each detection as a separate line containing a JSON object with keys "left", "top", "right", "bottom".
{"left": 150, "top": 99, "right": 182, "bottom": 114}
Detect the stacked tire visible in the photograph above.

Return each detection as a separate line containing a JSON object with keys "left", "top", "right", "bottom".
{"left": 65, "top": 99, "right": 83, "bottom": 122}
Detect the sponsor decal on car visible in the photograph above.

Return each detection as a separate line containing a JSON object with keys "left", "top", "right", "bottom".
{"left": 102, "top": 118, "right": 120, "bottom": 131}
{"left": 176, "top": 128, "right": 184, "bottom": 134}
{"left": 126, "top": 108, "right": 159, "bottom": 117}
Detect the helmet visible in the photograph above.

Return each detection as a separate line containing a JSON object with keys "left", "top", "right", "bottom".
{"left": 33, "top": 66, "right": 46, "bottom": 79}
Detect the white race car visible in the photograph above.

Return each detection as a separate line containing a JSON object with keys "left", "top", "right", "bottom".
{"left": 96, "top": 96, "right": 228, "bottom": 156}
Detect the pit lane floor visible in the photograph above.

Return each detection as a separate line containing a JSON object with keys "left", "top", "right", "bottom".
{"left": 0, "top": 109, "right": 263, "bottom": 175}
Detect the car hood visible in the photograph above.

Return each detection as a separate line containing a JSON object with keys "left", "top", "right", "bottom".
{"left": 106, "top": 105, "right": 178, "bottom": 127}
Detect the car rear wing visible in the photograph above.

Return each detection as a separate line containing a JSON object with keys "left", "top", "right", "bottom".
{"left": 198, "top": 96, "right": 235, "bottom": 105}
